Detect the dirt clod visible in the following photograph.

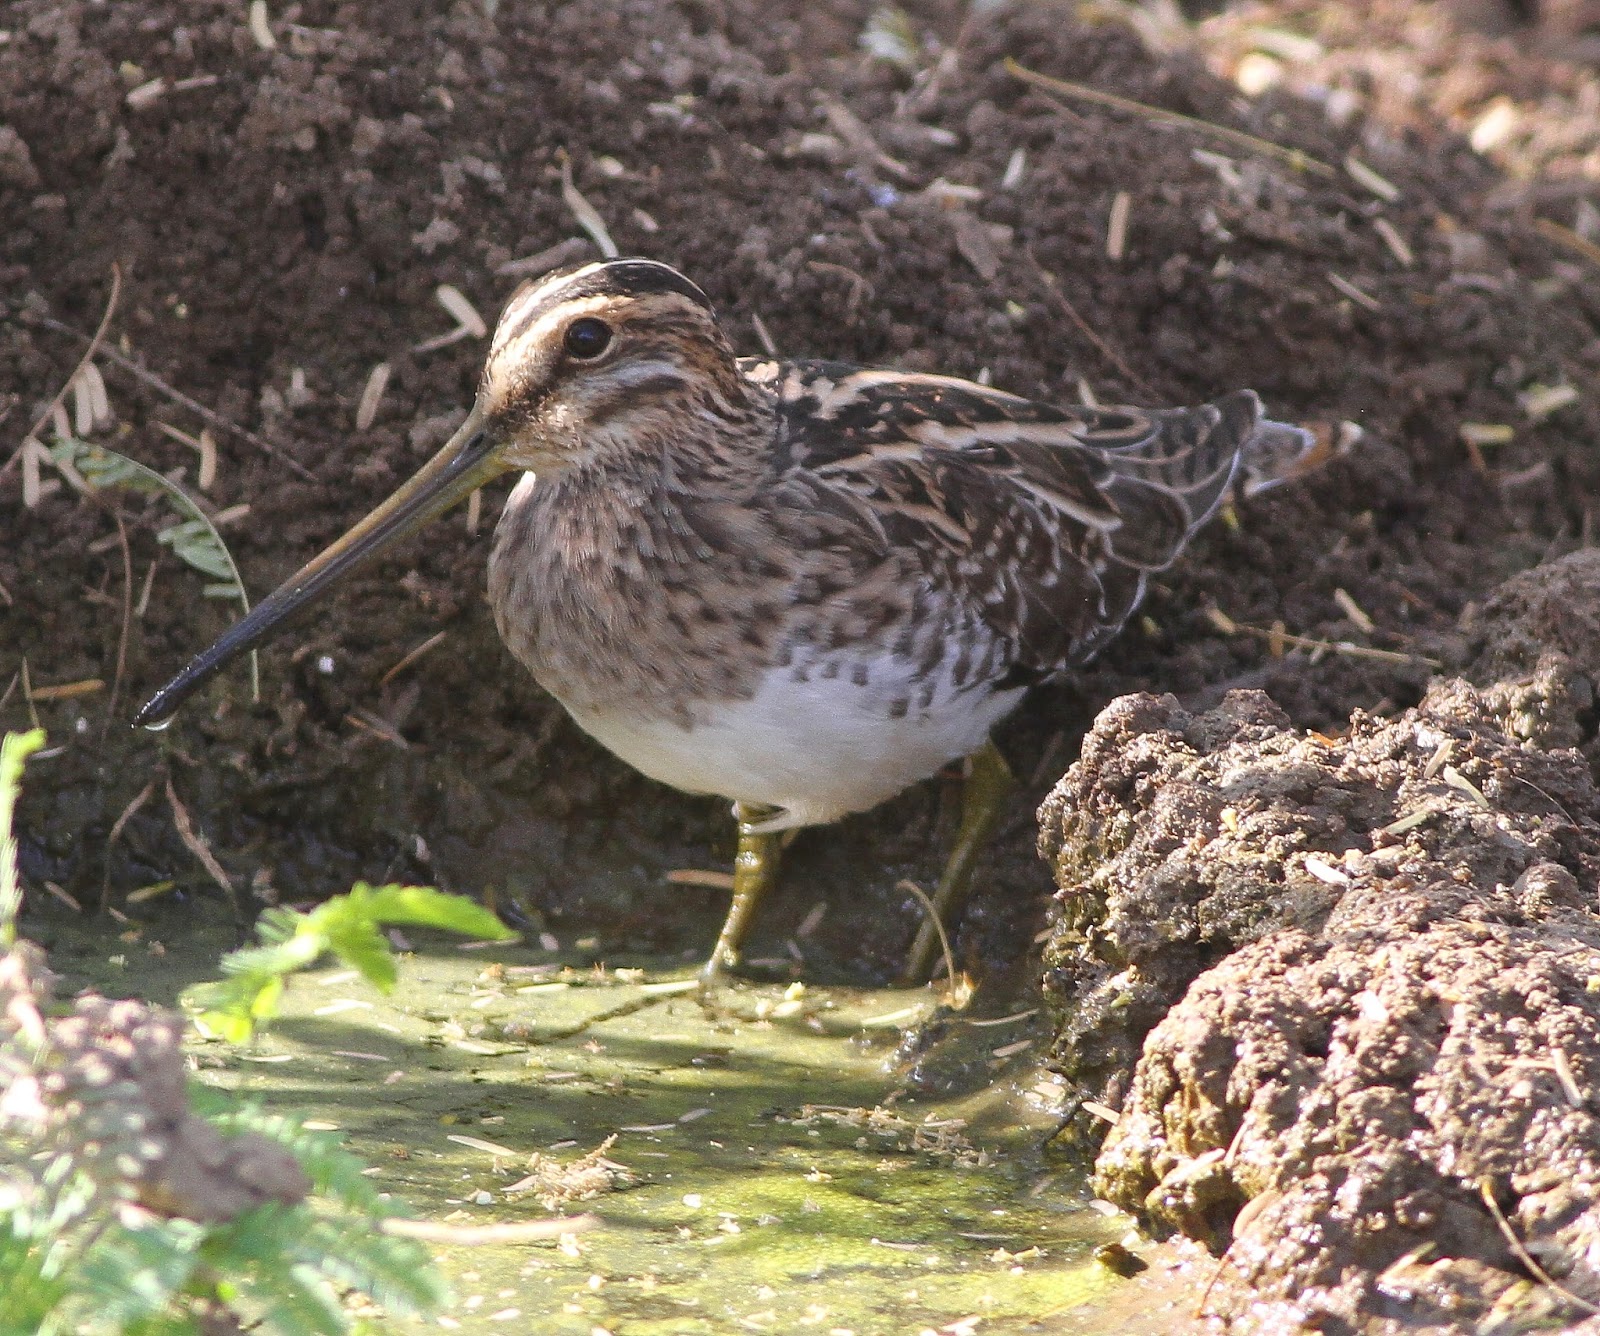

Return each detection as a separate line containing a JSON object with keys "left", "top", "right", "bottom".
{"left": 1042, "top": 551, "right": 1600, "bottom": 1331}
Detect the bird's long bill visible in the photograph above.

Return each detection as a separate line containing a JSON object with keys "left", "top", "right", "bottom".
{"left": 133, "top": 405, "right": 501, "bottom": 730}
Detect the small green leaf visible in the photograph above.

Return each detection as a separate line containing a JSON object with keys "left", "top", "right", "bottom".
{"left": 319, "top": 915, "right": 397, "bottom": 993}
{"left": 74, "top": 1218, "right": 204, "bottom": 1324}
{"left": 350, "top": 883, "right": 514, "bottom": 939}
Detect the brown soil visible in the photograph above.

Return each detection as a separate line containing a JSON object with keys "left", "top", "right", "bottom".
{"left": 6, "top": 0, "right": 1594, "bottom": 981}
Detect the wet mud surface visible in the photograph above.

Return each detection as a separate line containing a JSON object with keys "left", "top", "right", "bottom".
{"left": 43, "top": 893, "right": 1149, "bottom": 1335}
{"left": 5, "top": 0, "right": 1600, "bottom": 1330}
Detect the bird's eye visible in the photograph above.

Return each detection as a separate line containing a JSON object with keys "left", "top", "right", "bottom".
{"left": 563, "top": 317, "right": 612, "bottom": 360}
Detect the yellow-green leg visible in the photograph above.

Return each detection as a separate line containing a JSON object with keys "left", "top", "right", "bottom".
{"left": 898, "top": 740, "right": 1016, "bottom": 986}
{"left": 700, "top": 802, "right": 782, "bottom": 990}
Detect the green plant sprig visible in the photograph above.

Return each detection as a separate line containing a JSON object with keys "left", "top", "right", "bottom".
{"left": 0, "top": 728, "right": 45, "bottom": 946}
{"left": 49, "top": 436, "right": 260, "bottom": 703}
{"left": 190, "top": 882, "right": 515, "bottom": 1043}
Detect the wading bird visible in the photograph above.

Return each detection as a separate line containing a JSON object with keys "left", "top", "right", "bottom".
{"left": 136, "top": 258, "right": 1316, "bottom": 986}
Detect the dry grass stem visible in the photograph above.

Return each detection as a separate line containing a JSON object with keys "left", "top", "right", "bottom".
{"left": 821, "top": 99, "right": 916, "bottom": 183}
{"left": 355, "top": 362, "right": 391, "bottom": 431}
{"left": 964, "top": 1008, "right": 1039, "bottom": 1028}
{"left": 1001, "top": 147, "right": 1026, "bottom": 190}
{"left": 413, "top": 285, "right": 486, "bottom": 354}
{"left": 1551, "top": 1047, "right": 1584, "bottom": 1108}
{"left": 436, "top": 285, "right": 486, "bottom": 336}
{"left": 1520, "top": 383, "right": 1579, "bottom": 421}
{"left": 135, "top": 555, "right": 158, "bottom": 617}
{"left": 28, "top": 679, "right": 105, "bottom": 701}
{"left": 1343, "top": 153, "right": 1399, "bottom": 201}
{"left": 19, "top": 660, "right": 41, "bottom": 732}
{"left": 1327, "top": 272, "right": 1381, "bottom": 311}
{"left": 1423, "top": 738, "right": 1454, "bottom": 779}
{"left": 806, "top": 260, "right": 874, "bottom": 313}
{"left": 895, "top": 878, "right": 960, "bottom": 999}
{"left": 1441, "top": 764, "right": 1490, "bottom": 810}
{"left": 1535, "top": 216, "right": 1600, "bottom": 269}
{"left": 1372, "top": 217, "right": 1415, "bottom": 267}
{"left": 378, "top": 630, "right": 448, "bottom": 687}
{"left": 165, "top": 775, "right": 235, "bottom": 900}
{"left": 495, "top": 236, "right": 592, "bottom": 278}
{"left": 102, "top": 776, "right": 158, "bottom": 910}
{"left": 343, "top": 710, "right": 408, "bottom": 748}
{"left": 1006, "top": 57, "right": 1335, "bottom": 178}
{"left": 1460, "top": 422, "right": 1515, "bottom": 448}
{"left": 750, "top": 310, "right": 777, "bottom": 357}
{"left": 1210, "top": 609, "right": 1441, "bottom": 668}
{"left": 1332, "top": 587, "right": 1376, "bottom": 634}
{"left": 21, "top": 309, "right": 314, "bottom": 479}
{"left": 1026, "top": 248, "right": 1156, "bottom": 397}
{"left": 665, "top": 868, "right": 737, "bottom": 891}
{"left": 1478, "top": 1179, "right": 1600, "bottom": 1315}
{"left": 1106, "top": 190, "right": 1131, "bottom": 261}
{"left": 125, "top": 79, "right": 166, "bottom": 111}
{"left": 4, "top": 265, "right": 121, "bottom": 483}
{"left": 558, "top": 150, "right": 618, "bottom": 258}
{"left": 249, "top": 0, "right": 277, "bottom": 50}
{"left": 43, "top": 880, "right": 81, "bottom": 911}
{"left": 382, "top": 1216, "right": 597, "bottom": 1245}
{"left": 156, "top": 422, "right": 218, "bottom": 490}
{"left": 74, "top": 363, "right": 112, "bottom": 434}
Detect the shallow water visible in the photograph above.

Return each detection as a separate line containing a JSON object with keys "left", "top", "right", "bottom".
{"left": 42, "top": 894, "right": 1171, "bottom": 1335}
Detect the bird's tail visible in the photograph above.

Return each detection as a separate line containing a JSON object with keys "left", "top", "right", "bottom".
{"left": 1233, "top": 394, "right": 1325, "bottom": 497}
{"left": 1094, "top": 389, "right": 1327, "bottom": 574}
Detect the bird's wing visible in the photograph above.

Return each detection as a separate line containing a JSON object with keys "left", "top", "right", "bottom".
{"left": 745, "top": 359, "right": 1306, "bottom": 677}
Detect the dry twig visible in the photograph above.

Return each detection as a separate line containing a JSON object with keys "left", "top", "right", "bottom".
{"left": 3, "top": 266, "right": 122, "bottom": 481}
{"left": 1006, "top": 58, "right": 1335, "bottom": 178}
{"left": 17, "top": 308, "right": 314, "bottom": 481}
{"left": 165, "top": 776, "right": 236, "bottom": 909}
{"left": 102, "top": 777, "right": 159, "bottom": 911}
{"left": 1025, "top": 248, "right": 1157, "bottom": 398}
{"left": 1478, "top": 1178, "right": 1600, "bottom": 1316}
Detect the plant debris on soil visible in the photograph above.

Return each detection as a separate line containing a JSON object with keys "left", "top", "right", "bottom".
{"left": 5, "top": 0, "right": 1600, "bottom": 1329}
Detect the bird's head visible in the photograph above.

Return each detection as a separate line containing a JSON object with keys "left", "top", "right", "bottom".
{"left": 133, "top": 257, "right": 747, "bottom": 729}
{"left": 479, "top": 258, "right": 751, "bottom": 474}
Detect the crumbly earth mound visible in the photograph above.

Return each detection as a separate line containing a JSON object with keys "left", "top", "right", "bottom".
{"left": 0, "top": 942, "right": 310, "bottom": 1224}
{"left": 1041, "top": 549, "right": 1600, "bottom": 1331}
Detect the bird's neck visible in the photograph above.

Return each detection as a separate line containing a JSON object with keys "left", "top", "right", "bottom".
{"left": 487, "top": 377, "right": 790, "bottom": 719}
{"left": 494, "top": 370, "right": 785, "bottom": 591}
{"left": 600, "top": 367, "right": 779, "bottom": 504}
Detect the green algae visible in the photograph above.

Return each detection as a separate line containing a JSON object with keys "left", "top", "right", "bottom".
{"left": 45, "top": 897, "right": 1143, "bottom": 1335}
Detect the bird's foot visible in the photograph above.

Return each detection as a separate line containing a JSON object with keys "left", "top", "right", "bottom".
{"left": 697, "top": 802, "right": 782, "bottom": 1003}
{"left": 898, "top": 739, "right": 1016, "bottom": 986}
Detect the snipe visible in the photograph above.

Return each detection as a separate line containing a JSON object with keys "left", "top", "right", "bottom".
{"left": 136, "top": 258, "right": 1318, "bottom": 986}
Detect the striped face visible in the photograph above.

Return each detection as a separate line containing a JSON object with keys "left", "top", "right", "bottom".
{"left": 480, "top": 259, "right": 751, "bottom": 472}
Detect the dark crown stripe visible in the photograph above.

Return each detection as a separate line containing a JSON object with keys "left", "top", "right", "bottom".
{"left": 498, "top": 260, "right": 713, "bottom": 351}
{"left": 593, "top": 259, "right": 713, "bottom": 309}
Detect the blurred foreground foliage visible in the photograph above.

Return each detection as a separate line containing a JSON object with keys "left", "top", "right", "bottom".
{"left": 0, "top": 729, "right": 513, "bottom": 1334}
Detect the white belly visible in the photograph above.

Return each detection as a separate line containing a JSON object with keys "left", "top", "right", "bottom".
{"left": 559, "top": 656, "right": 1024, "bottom": 830}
